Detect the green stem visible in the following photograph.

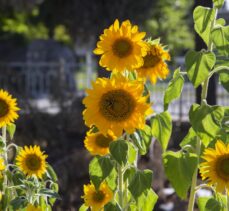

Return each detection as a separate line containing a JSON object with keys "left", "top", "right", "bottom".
{"left": 187, "top": 138, "right": 201, "bottom": 211}
{"left": 2, "top": 126, "right": 8, "bottom": 209}
{"left": 118, "top": 164, "right": 124, "bottom": 210}
{"left": 187, "top": 6, "right": 218, "bottom": 210}
{"left": 227, "top": 193, "right": 229, "bottom": 211}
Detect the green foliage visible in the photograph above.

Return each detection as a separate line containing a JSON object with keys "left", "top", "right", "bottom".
{"left": 89, "top": 156, "right": 114, "bottom": 189}
{"left": 185, "top": 50, "right": 216, "bottom": 88}
{"left": 150, "top": 111, "right": 172, "bottom": 151}
{"left": 163, "top": 151, "right": 198, "bottom": 199}
{"left": 145, "top": 0, "right": 194, "bottom": 56}
{"left": 6, "top": 124, "right": 16, "bottom": 140}
{"left": 193, "top": 6, "right": 216, "bottom": 45}
{"left": 110, "top": 140, "right": 128, "bottom": 166}
{"left": 128, "top": 169, "right": 153, "bottom": 200}
{"left": 212, "top": 26, "right": 229, "bottom": 56}
{"left": 180, "top": 127, "right": 198, "bottom": 148}
{"left": 136, "top": 189, "right": 158, "bottom": 210}
{"left": 213, "top": 0, "right": 225, "bottom": 9}
{"left": 164, "top": 68, "right": 184, "bottom": 110}
{"left": 198, "top": 195, "right": 226, "bottom": 211}
{"left": 131, "top": 125, "right": 152, "bottom": 155}
{"left": 219, "top": 70, "right": 229, "bottom": 92}
{"left": 189, "top": 103, "right": 224, "bottom": 146}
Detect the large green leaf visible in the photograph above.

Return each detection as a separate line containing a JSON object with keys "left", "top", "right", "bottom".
{"left": 179, "top": 127, "right": 198, "bottom": 148}
{"left": 131, "top": 125, "right": 152, "bottom": 155}
{"left": 150, "top": 111, "right": 172, "bottom": 151}
{"left": 219, "top": 70, "right": 229, "bottom": 92}
{"left": 189, "top": 104, "right": 224, "bottom": 146}
{"left": 213, "top": 0, "right": 225, "bottom": 8}
{"left": 164, "top": 68, "right": 184, "bottom": 110}
{"left": 89, "top": 156, "right": 114, "bottom": 189}
{"left": 185, "top": 50, "right": 216, "bottom": 87}
{"left": 136, "top": 189, "right": 158, "bottom": 211}
{"left": 212, "top": 26, "right": 229, "bottom": 56}
{"left": 127, "top": 142, "right": 137, "bottom": 164}
{"left": 163, "top": 151, "right": 198, "bottom": 199}
{"left": 128, "top": 169, "right": 153, "bottom": 200}
{"left": 109, "top": 140, "right": 128, "bottom": 165}
{"left": 198, "top": 196, "right": 226, "bottom": 211}
{"left": 193, "top": 6, "right": 216, "bottom": 45}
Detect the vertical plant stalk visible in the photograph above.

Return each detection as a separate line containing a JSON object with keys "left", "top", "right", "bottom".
{"left": 2, "top": 126, "right": 8, "bottom": 209}
{"left": 118, "top": 164, "right": 124, "bottom": 210}
{"left": 187, "top": 7, "right": 218, "bottom": 211}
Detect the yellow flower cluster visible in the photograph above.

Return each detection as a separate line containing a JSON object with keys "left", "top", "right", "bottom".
{"left": 82, "top": 19, "right": 171, "bottom": 210}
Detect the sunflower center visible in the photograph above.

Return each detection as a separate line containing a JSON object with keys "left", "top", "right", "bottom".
{"left": 95, "top": 134, "right": 113, "bottom": 148}
{"left": 99, "top": 89, "right": 135, "bottom": 122}
{"left": 143, "top": 54, "right": 161, "bottom": 68}
{"left": 112, "top": 38, "right": 132, "bottom": 58}
{"left": 217, "top": 157, "right": 229, "bottom": 180}
{"left": 93, "top": 190, "right": 105, "bottom": 202}
{"left": 0, "top": 99, "right": 9, "bottom": 117}
{"left": 25, "top": 154, "right": 42, "bottom": 171}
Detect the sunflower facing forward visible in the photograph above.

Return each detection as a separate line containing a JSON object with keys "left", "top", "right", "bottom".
{"left": 200, "top": 140, "right": 229, "bottom": 193}
{"left": 83, "top": 182, "right": 113, "bottom": 211}
{"left": 136, "top": 42, "right": 170, "bottom": 84}
{"left": 83, "top": 74, "right": 152, "bottom": 137}
{"left": 0, "top": 90, "right": 19, "bottom": 127}
{"left": 16, "top": 145, "right": 47, "bottom": 179}
{"left": 84, "top": 130, "right": 116, "bottom": 156}
{"left": 94, "top": 19, "right": 148, "bottom": 72}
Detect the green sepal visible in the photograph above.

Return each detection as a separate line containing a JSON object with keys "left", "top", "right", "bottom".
{"left": 7, "top": 123, "right": 16, "bottom": 140}
{"left": 79, "top": 204, "right": 89, "bottom": 211}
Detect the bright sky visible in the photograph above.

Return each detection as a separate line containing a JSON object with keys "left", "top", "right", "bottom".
{"left": 226, "top": 0, "right": 229, "bottom": 10}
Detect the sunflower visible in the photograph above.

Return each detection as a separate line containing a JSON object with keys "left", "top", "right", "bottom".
{"left": 26, "top": 204, "right": 42, "bottom": 211}
{"left": 94, "top": 19, "right": 148, "bottom": 72}
{"left": 83, "top": 74, "right": 152, "bottom": 137}
{"left": 0, "top": 90, "right": 19, "bottom": 127}
{"left": 84, "top": 130, "right": 116, "bottom": 156}
{"left": 16, "top": 145, "right": 47, "bottom": 179}
{"left": 83, "top": 182, "right": 113, "bottom": 211}
{"left": 136, "top": 42, "right": 170, "bottom": 84}
{"left": 200, "top": 140, "right": 229, "bottom": 193}
{"left": 0, "top": 157, "right": 5, "bottom": 171}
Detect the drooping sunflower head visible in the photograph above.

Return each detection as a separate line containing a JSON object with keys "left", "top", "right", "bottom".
{"left": 16, "top": 145, "right": 48, "bottom": 179}
{"left": 84, "top": 130, "right": 116, "bottom": 156}
{"left": 0, "top": 90, "right": 19, "bottom": 127}
{"left": 136, "top": 42, "right": 171, "bottom": 84}
{"left": 83, "top": 182, "right": 113, "bottom": 211}
{"left": 83, "top": 74, "right": 152, "bottom": 137}
{"left": 200, "top": 140, "right": 229, "bottom": 193}
{"left": 26, "top": 204, "right": 42, "bottom": 211}
{"left": 0, "top": 157, "right": 5, "bottom": 171}
{"left": 94, "top": 19, "right": 148, "bottom": 72}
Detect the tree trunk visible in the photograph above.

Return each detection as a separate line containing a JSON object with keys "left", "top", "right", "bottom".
{"left": 195, "top": 0, "right": 216, "bottom": 105}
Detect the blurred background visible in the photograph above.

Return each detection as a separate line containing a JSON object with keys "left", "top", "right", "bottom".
{"left": 0, "top": 0, "right": 228, "bottom": 210}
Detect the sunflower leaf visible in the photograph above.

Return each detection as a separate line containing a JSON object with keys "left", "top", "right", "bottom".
{"left": 7, "top": 123, "right": 16, "bottom": 140}
{"left": 150, "top": 111, "right": 172, "bottom": 151}
{"left": 164, "top": 68, "right": 184, "bottom": 110}
{"left": 211, "top": 26, "right": 229, "bottom": 56}
{"left": 89, "top": 156, "right": 114, "bottom": 190}
{"left": 189, "top": 103, "right": 224, "bottom": 146}
{"left": 79, "top": 204, "right": 89, "bottom": 211}
{"left": 163, "top": 151, "right": 198, "bottom": 199}
{"left": 219, "top": 70, "right": 229, "bottom": 92}
{"left": 193, "top": 6, "right": 216, "bottom": 45}
{"left": 185, "top": 50, "right": 216, "bottom": 88}
{"left": 128, "top": 169, "right": 153, "bottom": 200}
{"left": 109, "top": 140, "right": 128, "bottom": 166}
{"left": 213, "top": 0, "right": 225, "bottom": 9}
